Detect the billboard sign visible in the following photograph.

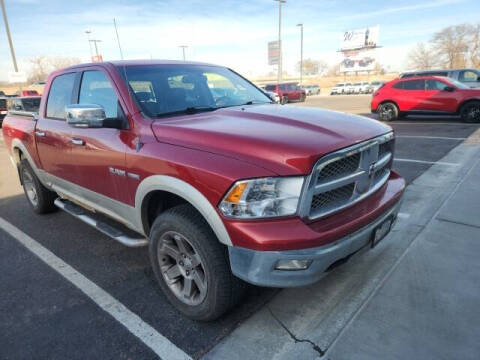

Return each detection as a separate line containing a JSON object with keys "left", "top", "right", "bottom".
{"left": 341, "top": 25, "right": 379, "bottom": 51}
{"left": 340, "top": 49, "right": 377, "bottom": 73}
{"left": 8, "top": 71, "right": 27, "bottom": 83}
{"left": 268, "top": 41, "right": 280, "bottom": 65}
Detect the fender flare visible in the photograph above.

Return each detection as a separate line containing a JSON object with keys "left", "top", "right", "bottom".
{"left": 135, "top": 175, "right": 232, "bottom": 246}
{"left": 10, "top": 139, "right": 46, "bottom": 183}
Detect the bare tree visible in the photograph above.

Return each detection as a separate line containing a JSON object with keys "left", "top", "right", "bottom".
{"left": 432, "top": 24, "right": 472, "bottom": 69}
{"left": 407, "top": 43, "right": 438, "bottom": 70}
{"left": 27, "top": 56, "right": 81, "bottom": 83}
{"left": 469, "top": 24, "right": 480, "bottom": 68}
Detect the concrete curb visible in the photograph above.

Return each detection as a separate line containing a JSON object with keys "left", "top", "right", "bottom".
{"left": 204, "top": 132, "right": 480, "bottom": 360}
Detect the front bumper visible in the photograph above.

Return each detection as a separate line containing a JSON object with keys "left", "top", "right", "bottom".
{"left": 229, "top": 197, "right": 401, "bottom": 287}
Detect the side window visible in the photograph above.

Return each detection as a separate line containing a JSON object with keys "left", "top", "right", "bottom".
{"left": 279, "top": 84, "right": 286, "bottom": 90}
{"left": 46, "top": 72, "right": 76, "bottom": 119}
{"left": 392, "top": 82, "right": 404, "bottom": 89}
{"left": 79, "top": 71, "right": 118, "bottom": 118}
{"left": 426, "top": 80, "right": 447, "bottom": 91}
{"left": 402, "top": 80, "right": 425, "bottom": 90}
{"left": 458, "top": 70, "right": 478, "bottom": 82}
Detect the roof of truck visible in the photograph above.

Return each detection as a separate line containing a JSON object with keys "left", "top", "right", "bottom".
{"left": 64, "top": 59, "right": 221, "bottom": 71}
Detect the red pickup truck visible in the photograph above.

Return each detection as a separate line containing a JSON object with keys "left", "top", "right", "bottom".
{"left": 2, "top": 60, "right": 405, "bottom": 320}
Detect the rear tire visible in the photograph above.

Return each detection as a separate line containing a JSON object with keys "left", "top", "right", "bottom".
{"left": 300, "top": 94, "right": 306, "bottom": 102}
{"left": 20, "top": 159, "right": 57, "bottom": 214}
{"left": 149, "top": 204, "right": 245, "bottom": 321}
{"left": 378, "top": 102, "right": 399, "bottom": 122}
{"left": 281, "top": 95, "right": 288, "bottom": 105}
{"left": 460, "top": 101, "right": 480, "bottom": 123}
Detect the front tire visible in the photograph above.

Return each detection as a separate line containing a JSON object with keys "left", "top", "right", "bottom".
{"left": 460, "top": 101, "right": 480, "bottom": 123}
{"left": 281, "top": 95, "right": 288, "bottom": 105}
{"left": 20, "top": 159, "right": 57, "bottom": 214}
{"left": 300, "top": 94, "right": 306, "bottom": 102}
{"left": 378, "top": 102, "right": 399, "bottom": 122}
{"left": 149, "top": 204, "right": 245, "bottom": 321}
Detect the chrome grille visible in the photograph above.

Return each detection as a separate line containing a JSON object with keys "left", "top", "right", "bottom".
{"left": 317, "top": 153, "right": 360, "bottom": 182}
{"left": 300, "top": 132, "right": 394, "bottom": 220}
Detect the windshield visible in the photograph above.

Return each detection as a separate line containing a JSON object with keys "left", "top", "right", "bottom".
{"left": 118, "top": 64, "right": 272, "bottom": 117}
{"left": 447, "top": 77, "right": 470, "bottom": 89}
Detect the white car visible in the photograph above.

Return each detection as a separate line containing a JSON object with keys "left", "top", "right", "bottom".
{"left": 352, "top": 82, "right": 363, "bottom": 94}
{"left": 344, "top": 83, "right": 355, "bottom": 94}
{"left": 265, "top": 90, "right": 280, "bottom": 103}
{"left": 369, "top": 81, "right": 386, "bottom": 93}
{"left": 330, "top": 83, "right": 345, "bottom": 95}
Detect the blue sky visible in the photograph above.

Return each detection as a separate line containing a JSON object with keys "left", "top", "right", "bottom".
{"left": 0, "top": 0, "right": 479, "bottom": 80}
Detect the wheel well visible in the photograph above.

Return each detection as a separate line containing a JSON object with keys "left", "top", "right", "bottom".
{"left": 379, "top": 100, "right": 399, "bottom": 109}
{"left": 13, "top": 147, "right": 24, "bottom": 164}
{"left": 141, "top": 190, "right": 190, "bottom": 235}
{"left": 456, "top": 99, "right": 480, "bottom": 114}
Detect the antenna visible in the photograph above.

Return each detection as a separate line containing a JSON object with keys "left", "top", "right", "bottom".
{"left": 113, "top": 18, "right": 124, "bottom": 60}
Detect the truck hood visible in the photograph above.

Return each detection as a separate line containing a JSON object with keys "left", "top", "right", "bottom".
{"left": 151, "top": 104, "right": 391, "bottom": 175}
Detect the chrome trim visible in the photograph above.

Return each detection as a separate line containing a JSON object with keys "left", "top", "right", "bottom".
{"left": 299, "top": 132, "right": 394, "bottom": 220}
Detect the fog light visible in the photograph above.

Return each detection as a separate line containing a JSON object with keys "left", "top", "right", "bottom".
{"left": 275, "top": 259, "right": 312, "bottom": 271}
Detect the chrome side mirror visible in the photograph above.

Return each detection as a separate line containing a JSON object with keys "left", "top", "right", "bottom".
{"left": 65, "top": 104, "right": 106, "bottom": 128}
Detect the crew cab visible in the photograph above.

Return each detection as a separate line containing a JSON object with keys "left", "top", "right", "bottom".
{"left": 371, "top": 76, "right": 480, "bottom": 122}
{"left": 264, "top": 82, "right": 306, "bottom": 104}
{"left": 2, "top": 60, "right": 405, "bottom": 321}
{"left": 400, "top": 68, "right": 480, "bottom": 88}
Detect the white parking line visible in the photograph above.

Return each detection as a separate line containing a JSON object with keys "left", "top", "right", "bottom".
{"left": 394, "top": 158, "right": 459, "bottom": 166}
{"left": 0, "top": 217, "right": 191, "bottom": 360}
{"left": 396, "top": 135, "right": 466, "bottom": 141}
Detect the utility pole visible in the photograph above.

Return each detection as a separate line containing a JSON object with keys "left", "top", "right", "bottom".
{"left": 89, "top": 39, "right": 102, "bottom": 61}
{"left": 1, "top": 0, "right": 18, "bottom": 72}
{"left": 274, "top": 0, "right": 286, "bottom": 84}
{"left": 85, "top": 30, "right": 93, "bottom": 60}
{"left": 297, "top": 23, "right": 303, "bottom": 85}
{"left": 179, "top": 45, "right": 188, "bottom": 61}
{"left": 113, "top": 18, "right": 124, "bottom": 60}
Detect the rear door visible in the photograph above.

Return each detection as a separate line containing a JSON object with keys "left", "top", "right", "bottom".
{"left": 397, "top": 79, "right": 427, "bottom": 111}
{"left": 35, "top": 72, "right": 77, "bottom": 183}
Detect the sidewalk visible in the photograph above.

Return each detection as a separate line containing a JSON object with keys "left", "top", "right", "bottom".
{"left": 205, "top": 131, "right": 480, "bottom": 360}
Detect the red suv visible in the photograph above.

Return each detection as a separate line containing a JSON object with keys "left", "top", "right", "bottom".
{"left": 371, "top": 76, "right": 480, "bottom": 123}
{"left": 265, "top": 82, "right": 306, "bottom": 104}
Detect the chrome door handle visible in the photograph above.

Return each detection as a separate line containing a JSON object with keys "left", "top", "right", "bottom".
{"left": 35, "top": 130, "right": 46, "bottom": 137}
{"left": 71, "top": 138, "right": 85, "bottom": 146}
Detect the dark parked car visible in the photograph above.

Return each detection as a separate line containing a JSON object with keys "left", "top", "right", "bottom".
{"left": 0, "top": 97, "right": 7, "bottom": 126}
{"left": 400, "top": 69, "right": 480, "bottom": 88}
{"left": 371, "top": 76, "right": 480, "bottom": 122}
{"left": 8, "top": 96, "right": 42, "bottom": 114}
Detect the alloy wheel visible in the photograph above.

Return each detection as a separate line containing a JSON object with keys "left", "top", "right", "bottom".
{"left": 22, "top": 168, "right": 38, "bottom": 207}
{"left": 157, "top": 231, "right": 207, "bottom": 306}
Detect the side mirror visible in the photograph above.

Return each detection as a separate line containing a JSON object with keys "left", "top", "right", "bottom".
{"left": 443, "top": 86, "right": 455, "bottom": 92}
{"left": 65, "top": 104, "right": 106, "bottom": 128}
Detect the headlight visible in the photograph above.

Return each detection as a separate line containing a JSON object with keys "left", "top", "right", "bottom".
{"left": 219, "top": 177, "right": 304, "bottom": 219}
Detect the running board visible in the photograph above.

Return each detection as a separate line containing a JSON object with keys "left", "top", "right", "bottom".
{"left": 54, "top": 198, "right": 148, "bottom": 248}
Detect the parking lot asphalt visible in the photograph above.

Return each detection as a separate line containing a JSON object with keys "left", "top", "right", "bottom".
{"left": 1, "top": 97, "right": 479, "bottom": 359}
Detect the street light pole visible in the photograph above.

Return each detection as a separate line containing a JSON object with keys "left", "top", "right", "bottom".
{"left": 85, "top": 30, "right": 93, "bottom": 60}
{"left": 89, "top": 39, "right": 102, "bottom": 61}
{"left": 274, "top": 0, "right": 286, "bottom": 84}
{"left": 297, "top": 23, "right": 303, "bottom": 85}
{"left": 0, "top": 0, "right": 18, "bottom": 72}
{"left": 179, "top": 45, "right": 188, "bottom": 61}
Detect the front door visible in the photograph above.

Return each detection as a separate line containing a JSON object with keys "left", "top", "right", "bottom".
{"left": 69, "top": 69, "right": 129, "bottom": 205}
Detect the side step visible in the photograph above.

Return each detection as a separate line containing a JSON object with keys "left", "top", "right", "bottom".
{"left": 54, "top": 198, "right": 148, "bottom": 248}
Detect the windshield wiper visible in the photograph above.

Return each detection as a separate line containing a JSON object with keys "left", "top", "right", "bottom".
{"left": 240, "top": 100, "right": 271, "bottom": 106}
{"left": 156, "top": 106, "right": 217, "bottom": 118}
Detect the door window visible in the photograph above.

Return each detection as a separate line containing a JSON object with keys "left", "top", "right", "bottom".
{"left": 402, "top": 80, "right": 425, "bottom": 90}
{"left": 425, "top": 80, "right": 448, "bottom": 91}
{"left": 46, "top": 72, "right": 76, "bottom": 119}
{"left": 458, "top": 70, "right": 479, "bottom": 82}
{"left": 79, "top": 71, "right": 118, "bottom": 118}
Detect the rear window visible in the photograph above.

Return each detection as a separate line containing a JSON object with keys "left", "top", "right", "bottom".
{"left": 46, "top": 72, "right": 76, "bottom": 119}
{"left": 265, "top": 85, "right": 276, "bottom": 91}
{"left": 22, "top": 98, "right": 41, "bottom": 112}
